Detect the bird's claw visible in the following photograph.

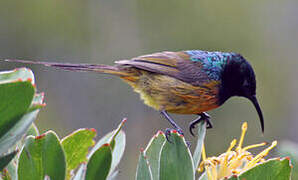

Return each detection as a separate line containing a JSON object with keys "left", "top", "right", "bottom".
{"left": 206, "top": 118, "right": 213, "bottom": 129}
{"left": 165, "top": 128, "right": 191, "bottom": 147}
{"left": 189, "top": 113, "right": 213, "bottom": 136}
{"left": 165, "top": 128, "right": 184, "bottom": 143}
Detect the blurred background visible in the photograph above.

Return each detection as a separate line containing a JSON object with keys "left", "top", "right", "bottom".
{"left": 0, "top": 0, "right": 297, "bottom": 179}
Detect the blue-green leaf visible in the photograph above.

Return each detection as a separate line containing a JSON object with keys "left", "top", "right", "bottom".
{"left": 0, "top": 81, "right": 35, "bottom": 139}
{"left": 0, "top": 93, "right": 44, "bottom": 155}
{"left": 159, "top": 132, "right": 195, "bottom": 180}
{"left": 227, "top": 158, "right": 292, "bottom": 180}
{"left": 193, "top": 121, "right": 206, "bottom": 170}
{"left": 86, "top": 144, "right": 112, "bottom": 180}
{"left": 136, "top": 150, "right": 153, "bottom": 180}
{"left": 144, "top": 131, "right": 166, "bottom": 180}
{"left": 89, "top": 119, "right": 126, "bottom": 177}
{"left": 18, "top": 131, "right": 66, "bottom": 180}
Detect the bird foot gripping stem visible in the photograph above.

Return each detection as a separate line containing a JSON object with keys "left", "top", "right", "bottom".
{"left": 189, "top": 112, "right": 213, "bottom": 136}
{"left": 161, "top": 110, "right": 193, "bottom": 147}
{"left": 161, "top": 110, "right": 185, "bottom": 140}
{"left": 161, "top": 110, "right": 212, "bottom": 147}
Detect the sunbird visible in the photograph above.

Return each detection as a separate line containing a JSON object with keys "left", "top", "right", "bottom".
{"left": 5, "top": 50, "right": 264, "bottom": 139}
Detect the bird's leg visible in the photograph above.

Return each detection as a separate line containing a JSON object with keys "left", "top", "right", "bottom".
{"left": 160, "top": 110, "right": 184, "bottom": 142}
{"left": 189, "top": 112, "right": 213, "bottom": 136}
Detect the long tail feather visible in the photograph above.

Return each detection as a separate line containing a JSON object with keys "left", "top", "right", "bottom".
{"left": 4, "top": 59, "right": 130, "bottom": 76}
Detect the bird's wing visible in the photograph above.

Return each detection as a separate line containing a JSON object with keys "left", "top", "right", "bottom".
{"left": 115, "top": 51, "right": 212, "bottom": 86}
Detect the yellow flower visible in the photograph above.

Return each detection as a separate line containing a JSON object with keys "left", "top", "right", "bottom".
{"left": 199, "top": 122, "right": 277, "bottom": 180}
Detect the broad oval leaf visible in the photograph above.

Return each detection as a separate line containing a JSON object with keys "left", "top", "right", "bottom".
{"left": 228, "top": 158, "right": 292, "bottom": 180}
{"left": 144, "top": 131, "right": 166, "bottom": 180}
{"left": 0, "top": 93, "right": 44, "bottom": 155}
{"left": 0, "top": 81, "right": 35, "bottom": 139}
{"left": 75, "top": 119, "right": 126, "bottom": 179}
{"left": 61, "top": 128, "right": 96, "bottom": 175}
{"left": 86, "top": 144, "right": 112, "bottom": 180}
{"left": 89, "top": 130, "right": 125, "bottom": 177}
{"left": 159, "top": 132, "right": 195, "bottom": 180}
{"left": 75, "top": 130, "right": 125, "bottom": 180}
{"left": 89, "top": 120, "right": 126, "bottom": 177}
{"left": 0, "top": 68, "right": 36, "bottom": 139}
{"left": 18, "top": 131, "right": 66, "bottom": 180}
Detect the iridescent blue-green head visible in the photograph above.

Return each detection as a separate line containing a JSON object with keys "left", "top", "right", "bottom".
{"left": 185, "top": 50, "right": 263, "bottom": 132}
{"left": 218, "top": 53, "right": 264, "bottom": 133}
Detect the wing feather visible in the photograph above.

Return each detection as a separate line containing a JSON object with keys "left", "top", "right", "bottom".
{"left": 116, "top": 51, "right": 212, "bottom": 86}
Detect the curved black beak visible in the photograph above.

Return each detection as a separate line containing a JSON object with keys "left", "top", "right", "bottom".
{"left": 248, "top": 95, "right": 264, "bottom": 133}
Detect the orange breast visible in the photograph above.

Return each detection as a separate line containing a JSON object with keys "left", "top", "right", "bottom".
{"left": 166, "top": 80, "right": 220, "bottom": 114}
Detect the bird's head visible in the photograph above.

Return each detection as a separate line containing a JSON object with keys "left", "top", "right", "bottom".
{"left": 219, "top": 54, "right": 264, "bottom": 133}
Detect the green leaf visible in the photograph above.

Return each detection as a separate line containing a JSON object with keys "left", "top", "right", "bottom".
{"left": 61, "top": 128, "right": 96, "bottom": 174}
{"left": 227, "top": 158, "right": 292, "bottom": 180}
{"left": 18, "top": 131, "right": 66, "bottom": 180}
{"left": 0, "top": 80, "right": 35, "bottom": 139}
{"left": 159, "top": 132, "right": 195, "bottom": 180}
{"left": 0, "top": 151, "right": 18, "bottom": 172}
{"left": 144, "top": 131, "right": 166, "bottom": 180}
{"left": 0, "top": 68, "right": 36, "bottom": 139}
{"left": 109, "top": 130, "right": 125, "bottom": 176}
{"left": 74, "top": 119, "right": 126, "bottom": 179}
{"left": 136, "top": 150, "right": 153, "bottom": 180}
{"left": 89, "top": 119, "right": 126, "bottom": 157}
{"left": 0, "top": 93, "right": 44, "bottom": 155}
{"left": 193, "top": 121, "right": 206, "bottom": 170}
{"left": 89, "top": 119, "right": 126, "bottom": 177}
{"left": 89, "top": 130, "right": 126, "bottom": 177}
{"left": 75, "top": 130, "right": 124, "bottom": 179}
{"left": 88, "top": 131, "right": 113, "bottom": 157}
{"left": 86, "top": 144, "right": 112, "bottom": 180}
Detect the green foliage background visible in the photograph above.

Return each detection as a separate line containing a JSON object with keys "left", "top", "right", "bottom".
{"left": 0, "top": 0, "right": 297, "bottom": 179}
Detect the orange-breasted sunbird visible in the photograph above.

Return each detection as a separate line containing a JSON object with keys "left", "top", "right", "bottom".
{"left": 5, "top": 50, "right": 264, "bottom": 139}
